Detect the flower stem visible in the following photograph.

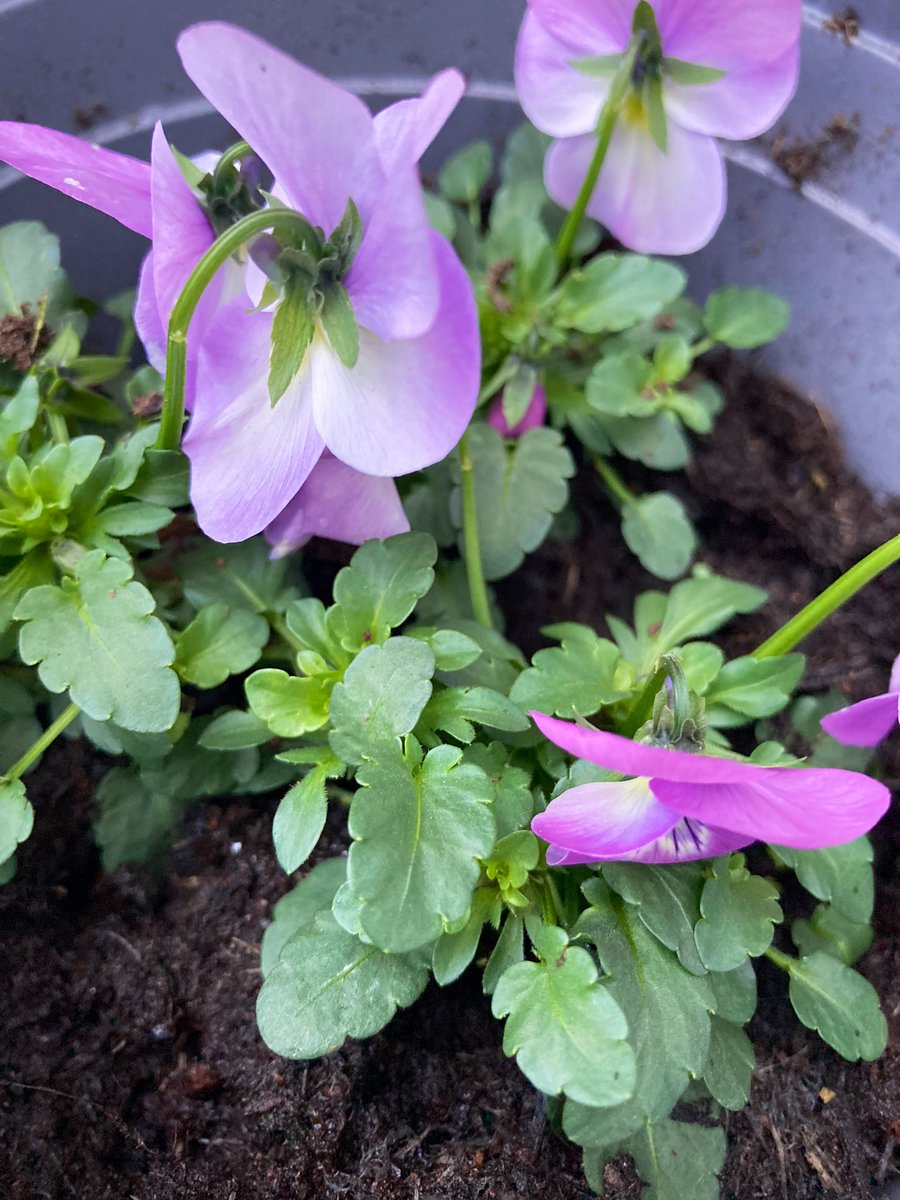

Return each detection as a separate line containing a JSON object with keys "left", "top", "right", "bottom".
{"left": 458, "top": 429, "right": 493, "bottom": 629}
{"left": 555, "top": 102, "right": 618, "bottom": 265}
{"left": 764, "top": 945, "right": 794, "bottom": 973}
{"left": 156, "top": 207, "right": 321, "bottom": 452}
{"left": 754, "top": 532, "right": 900, "bottom": 659}
{"left": 3, "top": 702, "right": 80, "bottom": 783}
{"left": 594, "top": 454, "right": 636, "bottom": 508}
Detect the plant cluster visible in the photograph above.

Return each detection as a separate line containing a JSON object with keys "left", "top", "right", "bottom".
{"left": 0, "top": 5, "right": 897, "bottom": 1196}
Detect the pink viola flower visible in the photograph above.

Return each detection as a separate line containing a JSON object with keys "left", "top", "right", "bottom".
{"left": 515, "top": 0, "right": 802, "bottom": 255}
{"left": 0, "top": 24, "right": 479, "bottom": 545}
{"left": 531, "top": 711, "right": 890, "bottom": 866}
{"left": 820, "top": 654, "right": 900, "bottom": 747}
{"left": 487, "top": 383, "right": 548, "bottom": 438}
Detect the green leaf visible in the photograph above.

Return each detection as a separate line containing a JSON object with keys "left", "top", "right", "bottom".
{"left": 174, "top": 602, "right": 269, "bottom": 689}
{"left": 557, "top": 254, "right": 686, "bottom": 334}
{"left": 703, "top": 1016, "right": 754, "bottom": 1109}
{"left": 451, "top": 424, "right": 574, "bottom": 581}
{"left": 0, "top": 777, "right": 33, "bottom": 865}
{"left": 125, "top": 448, "right": 190, "bottom": 508}
{"left": 432, "top": 888, "right": 499, "bottom": 986}
{"left": 603, "top": 863, "right": 706, "bottom": 976}
{"left": 257, "top": 912, "right": 430, "bottom": 1059}
{"left": 787, "top": 951, "right": 887, "bottom": 1061}
{"left": 492, "top": 923, "right": 635, "bottom": 1107}
{"left": 438, "top": 140, "right": 493, "bottom": 204}
{"left": 346, "top": 743, "right": 494, "bottom": 952}
{"left": 482, "top": 911, "right": 525, "bottom": 995}
{"left": 653, "top": 334, "right": 692, "bottom": 384}
{"left": 260, "top": 857, "right": 347, "bottom": 977}
{"left": 198, "top": 709, "right": 272, "bottom": 751}
{"left": 647, "top": 572, "right": 767, "bottom": 664}
{"left": 625, "top": 1119, "right": 726, "bottom": 1200}
{"left": 319, "top": 281, "right": 359, "bottom": 369}
{"left": 511, "top": 626, "right": 627, "bottom": 718}
{"left": 273, "top": 755, "right": 342, "bottom": 874}
{"left": 418, "top": 685, "right": 529, "bottom": 743}
{"left": 406, "top": 626, "right": 482, "bottom": 672}
{"left": 464, "top": 742, "right": 535, "bottom": 839}
{"left": 773, "top": 838, "right": 873, "bottom": 923}
{"left": 694, "top": 856, "right": 781, "bottom": 971}
{"left": 15, "top": 549, "right": 179, "bottom": 733}
{"left": 0, "top": 376, "right": 40, "bottom": 449}
{"left": 601, "top": 411, "right": 690, "bottom": 471}
{"left": 329, "top": 637, "right": 435, "bottom": 765}
{"left": 246, "top": 668, "right": 332, "bottom": 738}
{"left": 179, "top": 537, "right": 301, "bottom": 616}
{"left": 621, "top": 492, "right": 697, "bottom": 581}
{"left": 586, "top": 353, "right": 655, "bottom": 417}
{"left": 792, "top": 904, "right": 873, "bottom": 965}
{"left": 93, "top": 766, "right": 180, "bottom": 870}
{"left": 330, "top": 532, "right": 436, "bottom": 651}
{"left": 0, "top": 221, "right": 70, "bottom": 322}
{"left": 708, "top": 960, "right": 757, "bottom": 1025}
{"left": 703, "top": 287, "right": 790, "bottom": 349}
{"left": 706, "top": 653, "right": 805, "bottom": 719}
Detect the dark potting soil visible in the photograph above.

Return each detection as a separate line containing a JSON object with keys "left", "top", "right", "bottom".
{"left": 2, "top": 360, "right": 899, "bottom": 1200}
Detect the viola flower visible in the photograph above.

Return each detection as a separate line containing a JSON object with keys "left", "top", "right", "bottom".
{"left": 530, "top": 711, "right": 891, "bottom": 865}
{"left": 0, "top": 24, "right": 479, "bottom": 545}
{"left": 820, "top": 654, "right": 900, "bottom": 747}
{"left": 515, "top": 0, "right": 802, "bottom": 254}
{"left": 487, "top": 384, "right": 547, "bottom": 438}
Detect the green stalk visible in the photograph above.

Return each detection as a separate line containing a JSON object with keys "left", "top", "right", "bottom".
{"left": 458, "top": 429, "right": 493, "bottom": 629}
{"left": 594, "top": 454, "right": 636, "bottom": 508}
{"left": 754, "top": 532, "right": 900, "bottom": 659}
{"left": 619, "top": 658, "right": 670, "bottom": 739}
{"left": 764, "top": 945, "right": 794, "bottom": 973}
{"left": 156, "top": 207, "right": 319, "bottom": 452}
{"left": 3, "top": 702, "right": 80, "bottom": 783}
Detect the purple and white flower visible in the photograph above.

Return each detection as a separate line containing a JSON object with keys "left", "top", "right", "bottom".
{"left": 515, "top": 0, "right": 802, "bottom": 254}
{"left": 820, "top": 654, "right": 900, "bottom": 747}
{"left": 531, "top": 710, "right": 891, "bottom": 865}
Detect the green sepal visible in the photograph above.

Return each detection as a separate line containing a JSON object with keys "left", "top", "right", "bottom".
{"left": 268, "top": 272, "right": 315, "bottom": 405}
{"left": 319, "top": 281, "right": 359, "bottom": 368}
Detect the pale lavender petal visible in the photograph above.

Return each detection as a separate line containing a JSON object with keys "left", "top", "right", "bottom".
{"left": 0, "top": 122, "right": 152, "bottom": 237}
{"left": 184, "top": 303, "right": 324, "bottom": 542}
{"left": 134, "top": 253, "right": 166, "bottom": 376}
{"left": 487, "top": 384, "right": 547, "bottom": 438}
{"left": 526, "top": 0, "right": 635, "bottom": 55}
{"left": 150, "top": 124, "right": 217, "bottom": 322}
{"left": 651, "top": 771, "right": 891, "bottom": 850}
{"left": 548, "top": 820, "right": 750, "bottom": 865}
{"left": 657, "top": 0, "right": 803, "bottom": 68}
{"left": 265, "top": 456, "right": 409, "bottom": 555}
{"left": 177, "top": 22, "right": 383, "bottom": 232}
{"left": 532, "top": 777, "right": 680, "bottom": 858}
{"left": 373, "top": 69, "right": 466, "bottom": 174}
{"left": 311, "top": 233, "right": 479, "bottom": 476}
{"left": 515, "top": 11, "right": 612, "bottom": 138}
{"left": 346, "top": 161, "right": 439, "bottom": 341}
{"left": 546, "top": 121, "right": 726, "bottom": 255}
{"left": 820, "top": 693, "right": 900, "bottom": 747}
{"left": 890, "top": 653, "right": 900, "bottom": 694}
{"left": 664, "top": 44, "right": 799, "bottom": 141}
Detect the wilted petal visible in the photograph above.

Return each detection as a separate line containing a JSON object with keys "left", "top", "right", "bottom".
{"left": 374, "top": 69, "right": 466, "bottom": 174}
{"left": 347, "top": 161, "right": 439, "bottom": 341}
{"left": 177, "top": 22, "right": 382, "bottom": 232}
{"left": 657, "top": 0, "right": 803, "bottom": 69}
{"left": 533, "top": 777, "right": 680, "bottom": 858}
{"left": 651, "top": 770, "right": 891, "bottom": 850}
{"left": 184, "top": 302, "right": 324, "bottom": 542}
{"left": 820, "top": 692, "right": 900, "bottom": 748}
{"left": 265, "top": 456, "right": 409, "bottom": 555}
{"left": 546, "top": 120, "right": 726, "bottom": 255}
{"left": 527, "top": 0, "right": 635, "bottom": 55}
{"left": 311, "top": 232, "right": 479, "bottom": 476}
{"left": 515, "top": 11, "right": 612, "bottom": 138}
{"left": 665, "top": 44, "right": 799, "bottom": 141}
{"left": 0, "top": 122, "right": 152, "bottom": 236}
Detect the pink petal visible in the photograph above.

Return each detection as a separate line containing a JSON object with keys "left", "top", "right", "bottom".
{"left": 526, "top": 0, "right": 635, "bottom": 55}
{"left": 651, "top": 770, "right": 890, "bottom": 851}
{"left": 545, "top": 121, "right": 726, "bottom": 255}
{"left": 487, "top": 385, "right": 547, "bottom": 438}
{"left": 373, "top": 69, "right": 466, "bottom": 174}
{"left": 177, "top": 22, "right": 383, "bottom": 232}
{"left": 311, "top": 233, "right": 479, "bottom": 476}
{"left": 548, "top": 820, "right": 750, "bottom": 865}
{"left": 820, "top": 693, "right": 900, "bottom": 748}
{"left": 664, "top": 44, "right": 799, "bottom": 141}
{"left": 0, "top": 122, "right": 152, "bottom": 237}
{"left": 183, "top": 303, "right": 324, "bottom": 542}
{"left": 515, "top": 11, "right": 612, "bottom": 138}
{"left": 532, "top": 777, "right": 680, "bottom": 858}
{"left": 346, "top": 161, "right": 439, "bottom": 341}
{"left": 657, "top": 0, "right": 802, "bottom": 68}
{"left": 265, "top": 456, "right": 409, "bottom": 555}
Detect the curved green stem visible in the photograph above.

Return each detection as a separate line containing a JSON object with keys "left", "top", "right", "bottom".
{"left": 555, "top": 102, "right": 618, "bottom": 264}
{"left": 764, "top": 945, "right": 794, "bottom": 973}
{"left": 595, "top": 454, "right": 636, "bottom": 508}
{"left": 754, "top": 532, "right": 900, "bottom": 659}
{"left": 3, "top": 702, "right": 80, "bottom": 782}
{"left": 211, "top": 140, "right": 254, "bottom": 190}
{"left": 156, "top": 207, "right": 318, "bottom": 452}
{"left": 458, "top": 429, "right": 493, "bottom": 629}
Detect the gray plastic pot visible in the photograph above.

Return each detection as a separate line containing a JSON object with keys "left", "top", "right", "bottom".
{"left": 0, "top": 0, "right": 897, "bottom": 496}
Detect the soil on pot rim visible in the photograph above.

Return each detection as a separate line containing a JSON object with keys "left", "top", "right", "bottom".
{"left": 1, "top": 361, "right": 899, "bottom": 1200}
